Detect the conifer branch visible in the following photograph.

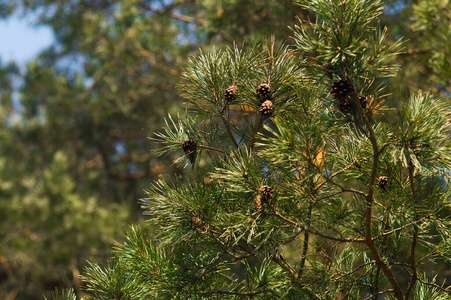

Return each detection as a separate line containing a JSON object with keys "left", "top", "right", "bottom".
{"left": 215, "top": 91, "right": 239, "bottom": 148}
{"left": 331, "top": 260, "right": 376, "bottom": 281}
{"left": 298, "top": 205, "right": 312, "bottom": 278}
{"left": 413, "top": 277, "right": 451, "bottom": 294}
{"left": 197, "top": 144, "right": 230, "bottom": 155}
{"left": 271, "top": 253, "right": 298, "bottom": 279}
{"left": 362, "top": 289, "right": 395, "bottom": 300}
{"left": 405, "top": 160, "right": 418, "bottom": 299}
{"left": 297, "top": 229, "right": 309, "bottom": 277}
{"left": 352, "top": 92, "right": 404, "bottom": 300}
{"left": 200, "top": 289, "right": 269, "bottom": 297}
{"left": 374, "top": 266, "right": 382, "bottom": 299}
{"left": 373, "top": 215, "right": 431, "bottom": 240}
{"left": 267, "top": 203, "right": 365, "bottom": 243}
{"left": 395, "top": 262, "right": 451, "bottom": 294}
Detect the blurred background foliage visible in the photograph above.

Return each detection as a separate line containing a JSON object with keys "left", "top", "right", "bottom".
{"left": 0, "top": 0, "right": 449, "bottom": 299}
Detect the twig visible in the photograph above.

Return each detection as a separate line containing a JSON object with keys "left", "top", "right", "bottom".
{"left": 373, "top": 209, "right": 440, "bottom": 240}
{"left": 215, "top": 91, "right": 239, "bottom": 148}
{"left": 362, "top": 289, "right": 395, "bottom": 300}
{"left": 374, "top": 266, "right": 381, "bottom": 299}
{"left": 395, "top": 262, "right": 451, "bottom": 294}
{"left": 198, "top": 144, "right": 230, "bottom": 155}
{"left": 405, "top": 161, "right": 418, "bottom": 300}
{"left": 267, "top": 203, "right": 365, "bottom": 243}
{"left": 201, "top": 289, "right": 269, "bottom": 296}
{"left": 298, "top": 206, "right": 312, "bottom": 278}
{"left": 331, "top": 260, "right": 376, "bottom": 281}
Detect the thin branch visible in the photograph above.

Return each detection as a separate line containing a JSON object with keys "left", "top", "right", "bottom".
{"left": 315, "top": 168, "right": 368, "bottom": 196}
{"left": 405, "top": 227, "right": 418, "bottom": 299}
{"left": 267, "top": 203, "right": 365, "bottom": 243}
{"left": 328, "top": 164, "right": 353, "bottom": 179}
{"left": 362, "top": 289, "right": 395, "bottom": 300}
{"left": 310, "top": 191, "right": 346, "bottom": 207}
{"left": 198, "top": 144, "right": 230, "bottom": 155}
{"left": 395, "top": 262, "right": 451, "bottom": 294}
{"left": 330, "top": 260, "right": 376, "bottom": 281}
{"left": 374, "top": 266, "right": 381, "bottom": 299}
{"left": 353, "top": 92, "right": 404, "bottom": 300}
{"left": 373, "top": 211, "right": 439, "bottom": 240}
{"left": 216, "top": 92, "right": 239, "bottom": 148}
{"left": 414, "top": 277, "right": 451, "bottom": 294}
{"left": 202, "top": 289, "right": 269, "bottom": 296}
{"left": 405, "top": 161, "right": 418, "bottom": 300}
{"left": 416, "top": 250, "right": 441, "bottom": 266}
{"left": 271, "top": 253, "right": 298, "bottom": 279}
{"left": 298, "top": 206, "right": 312, "bottom": 278}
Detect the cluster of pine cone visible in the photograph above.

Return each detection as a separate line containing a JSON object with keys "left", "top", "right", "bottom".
{"left": 223, "top": 83, "right": 274, "bottom": 117}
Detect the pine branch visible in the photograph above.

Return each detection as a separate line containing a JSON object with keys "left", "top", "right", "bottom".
{"left": 373, "top": 205, "right": 444, "bottom": 240}
{"left": 405, "top": 159, "right": 419, "bottom": 299}
{"left": 297, "top": 208, "right": 311, "bottom": 278}
{"left": 267, "top": 202, "right": 365, "bottom": 243}
{"left": 330, "top": 260, "right": 376, "bottom": 281}
{"left": 362, "top": 289, "right": 395, "bottom": 300}
{"left": 350, "top": 91, "right": 404, "bottom": 299}
{"left": 200, "top": 289, "right": 269, "bottom": 297}
{"left": 198, "top": 144, "right": 230, "bottom": 155}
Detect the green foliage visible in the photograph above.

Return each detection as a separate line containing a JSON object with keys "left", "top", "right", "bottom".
{"left": 78, "top": 0, "right": 451, "bottom": 299}
{"left": 410, "top": 0, "right": 451, "bottom": 86}
{"left": 0, "top": 0, "right": 449, "bottom": 299}
{"left": 0, "top": 150, "right": 128, "bottom": 299}
{"left": 44, "top": 288, "right": 77, "bottom": 300}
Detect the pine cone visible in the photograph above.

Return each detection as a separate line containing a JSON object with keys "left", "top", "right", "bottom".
{"left": 331, "top": 79, "right": 355, "bottom": 104}
{"left": 181, "top": 139, "right": 197, "bottom": 163}
{"left": 224, "top": 85, "right": 238, "bottom": 102}
{"left": 257, "top": 83, "right": 271, "bottom": 101}
{"left": 259, "top": 100, "right": 274, "bottom": 118}
{"left": 259, "top": 185, "right": 273, "bottom": 201}
{"left": 253, "top": 195, "right": 262, "bottom": 211}
{"left": 378, "top": 176, "right": 389, "bottom": 190}
{"left": 192, "top": 216, "right": 203, "bottom": 229}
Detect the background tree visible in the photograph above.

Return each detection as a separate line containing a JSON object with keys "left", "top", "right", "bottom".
{"left": 0, "top": 0, "right": 303, "bottom": 299}
{"left": 63, "top": 0, "right": 451, "bottom": 299}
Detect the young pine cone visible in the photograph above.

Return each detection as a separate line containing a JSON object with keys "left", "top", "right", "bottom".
{"left": 259, "top": 185, "right": 273, "bottom": 201}
{"left": 331, "top": 79, "right": 355, "bottom": 104}
{"left": 378, "top": 176, "right": 389, "bottom": 190}
{"left": 259, "top": 100, "right": 274, "bottom": 118}
{"left": 257, "top": 83, "right": 271, "bottom": 101}
{"left": 224, "top": 85, "right": 238, "bottom": 102}
{"left": 181, "top": 139, "right": 197, "bottom": 163}
{"left": 254, "top": 195, "right": 262, "bottom": 211}
{"left": 192, "top": 216, "right": 203, "bottom": 228}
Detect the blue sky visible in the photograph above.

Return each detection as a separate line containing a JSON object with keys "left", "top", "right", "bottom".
{"left": 0, "top": 15, "right": 54, "bottom": 65}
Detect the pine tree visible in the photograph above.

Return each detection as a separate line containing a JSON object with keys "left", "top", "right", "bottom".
{"left": 54, "top": 0, "right": 451, "bottom": 299}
